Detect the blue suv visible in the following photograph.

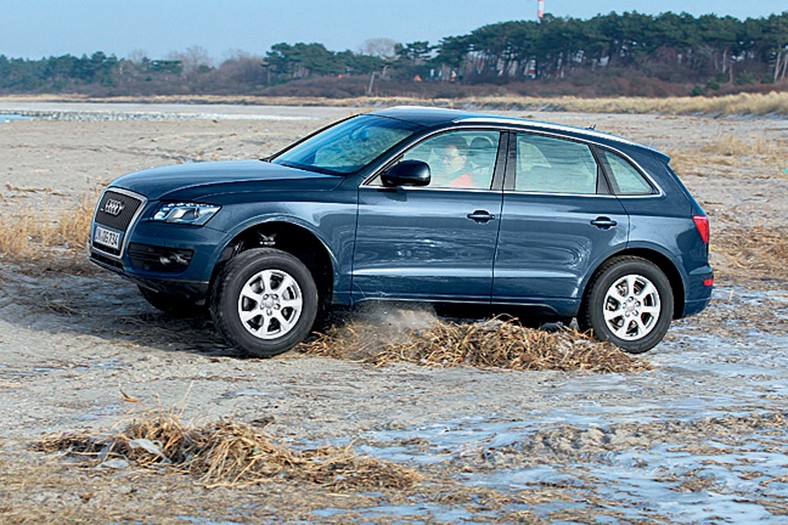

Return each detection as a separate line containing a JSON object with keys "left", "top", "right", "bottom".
{"left": 89, "top": 107, "right": 713, "bottom": 356}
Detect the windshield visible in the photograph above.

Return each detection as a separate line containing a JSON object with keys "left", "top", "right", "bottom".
{"left": 271, "top": 114, "right": 422, "bottom": 175}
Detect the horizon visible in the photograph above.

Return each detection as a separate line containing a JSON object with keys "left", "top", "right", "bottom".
{"left": 1, "top": 0, "right": 786, "bottom": 62}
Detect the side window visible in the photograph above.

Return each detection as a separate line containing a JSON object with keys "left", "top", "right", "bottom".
{"left": 401, "top": 131, "right": 499, "bottom": 189}
{"left": 515, "top": 134, "right": 598, "bottom": 194}
{"left": 599, "top": 149, "right": 654, "bottom": 195}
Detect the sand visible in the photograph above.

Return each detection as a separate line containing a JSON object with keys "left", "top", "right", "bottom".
{"left": 0, "top": 102, "right": 785, "bottom": 523}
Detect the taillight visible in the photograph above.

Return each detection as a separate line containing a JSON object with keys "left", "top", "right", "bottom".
{"left": 692, "top": 215, "right": 709, "bottom": 244}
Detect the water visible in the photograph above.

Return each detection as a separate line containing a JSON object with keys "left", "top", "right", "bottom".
{"left": 0, "top": 114, "right": 32, "bottom": 122}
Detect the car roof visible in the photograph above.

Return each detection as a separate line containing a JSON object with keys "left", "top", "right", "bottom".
{"left": 373, "top": 106, "right": 667, "bottom": 161}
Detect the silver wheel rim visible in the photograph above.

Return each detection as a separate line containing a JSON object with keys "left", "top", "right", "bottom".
{"left": 602, "top": 274, "right": 661, "bottom": 341}
{"left": 237, "top": 269, "right": 303, "bottom": 340}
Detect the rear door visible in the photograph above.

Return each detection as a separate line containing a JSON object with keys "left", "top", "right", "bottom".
{"left": 492, "top": 132, "right": 629, "bottom": 307}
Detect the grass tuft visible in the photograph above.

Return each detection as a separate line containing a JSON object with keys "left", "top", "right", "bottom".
{"left": 300, "top": 318, "right": 653, "bottom": 374}
{"left": 34, "top": 407, "right": 420, "bottom": 490}
{"left": 0, "top": 194, "right": 95, "bottom": 262}
{"left": 713, "top": 226, "right": 788, "bottom": 282}
{"left": 701, "top": 134, "right": 780, "bottom": 156}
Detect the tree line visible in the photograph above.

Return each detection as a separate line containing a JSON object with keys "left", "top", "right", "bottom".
{"left": 1, "top": 11, "right": 785, "bottom": 96}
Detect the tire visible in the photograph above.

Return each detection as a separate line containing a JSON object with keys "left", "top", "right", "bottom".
{"left": 579, "top": 256, "right": 673, "bottom": 354}
{"left": 210, "top": 248, "right": 318, "bottom": 358}
{"left": 138, "top": 286, "right": 206, "bottom": 318}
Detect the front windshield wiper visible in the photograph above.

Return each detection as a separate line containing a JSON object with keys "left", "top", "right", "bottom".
{"left": 275, "top": 160, "right": 346, "bottom": 176}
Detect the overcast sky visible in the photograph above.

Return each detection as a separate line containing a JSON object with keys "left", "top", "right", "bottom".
{"left": 1, "top": 0, "right": 785, "bottom": 61}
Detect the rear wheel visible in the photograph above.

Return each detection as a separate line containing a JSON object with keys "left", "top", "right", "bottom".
{"left": 579, "top": 257, "right": 673, "bottom": 354}
{"left": 210, "top": 248, "right": 318, "bottom": 358}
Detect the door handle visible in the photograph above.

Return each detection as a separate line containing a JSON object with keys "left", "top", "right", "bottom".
{"left": 591, "top": 216, "right": 617, "bottom": 229}
{"left": 467, "top": 210, "right": 496, "bottom": 223}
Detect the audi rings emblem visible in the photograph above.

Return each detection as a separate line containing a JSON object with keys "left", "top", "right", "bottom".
{"left": 102, "top": 199, "right": 125, "bottom": 216}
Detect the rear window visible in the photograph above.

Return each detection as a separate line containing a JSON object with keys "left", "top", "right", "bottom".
{"left": 599, "top": 149, "right": 654, "bottom": 195}
{"left": 515, "top": 134, "right": 598, "bottom": 194}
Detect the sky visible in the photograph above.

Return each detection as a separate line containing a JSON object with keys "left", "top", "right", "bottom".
{"left": 1, "top": 0, "right": 785, "bottom": 61}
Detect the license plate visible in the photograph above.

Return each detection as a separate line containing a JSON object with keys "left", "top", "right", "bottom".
{"left": 94, "top": 225, "right": 121, "bottom": 250}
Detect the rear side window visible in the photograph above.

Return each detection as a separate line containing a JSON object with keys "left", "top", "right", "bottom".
{"left": 515, "top": 134, "right": 598, "bottom": 194}
{"left": 599, "top": 149, "right": 654, "bottom": 195}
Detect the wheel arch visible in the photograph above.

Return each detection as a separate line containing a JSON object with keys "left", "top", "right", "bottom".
{"left": 211, "top": 218, "right": 338, "bottom": 310}
{"left": 582, "top": 247, "right": 686, "bottom": 319}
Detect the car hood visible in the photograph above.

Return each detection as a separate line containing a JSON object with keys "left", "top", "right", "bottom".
{"left": 111, "top": 160, "right": 343, "bottom": 201}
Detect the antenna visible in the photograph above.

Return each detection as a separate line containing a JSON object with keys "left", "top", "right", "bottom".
{"left": 537, "top": 0, "right": 544, "bottom": 20}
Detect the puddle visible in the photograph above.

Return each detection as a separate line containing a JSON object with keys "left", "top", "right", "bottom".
{"left": 354, "top": 410, "right": 786, "bottom": 522}
{"left": 76, "top": 404, "right": 122, "bottom": 422}
{"left": 0, "top": 358, "right": 128, "bottom": 378}
{"left": 177, "top": 517, "right": 249, "bottom": 525}
{"left": 313, "top": 503, "right": 475, "bottom": 522}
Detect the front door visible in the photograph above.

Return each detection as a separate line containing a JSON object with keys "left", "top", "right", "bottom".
{"left": 352, "top": 130, "right": 504, "bottom": 302}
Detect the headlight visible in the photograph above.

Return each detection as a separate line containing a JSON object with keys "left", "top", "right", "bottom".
{"left": 151, "top": 202, "right": 221, "bottom": 225}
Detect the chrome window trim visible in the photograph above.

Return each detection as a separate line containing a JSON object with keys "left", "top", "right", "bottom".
{"left": 507, "top": 128, "right": 664, "bottom": 199}
{"left": 455, "top": 116, "right": 665, "bottom": 154}
{"left": 361, "top": 124, "right": 664, "bottom": 199}
{"left": 90, "top": 187, "right": 148, "bottom": 260}
{"left": 359, "top": 185, "right": 502, "bottom": 194}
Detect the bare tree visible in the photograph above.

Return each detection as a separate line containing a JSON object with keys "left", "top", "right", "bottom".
{"left": 359, "top": 38, "right": 399, "bottom": 58}
{"left": 127, "top": 49, "right": 148, "bottom": 64}
{"left": 168, "top": 45, "right": 213, "bottom": 76}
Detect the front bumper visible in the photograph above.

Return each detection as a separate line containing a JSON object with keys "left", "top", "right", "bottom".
{"left": 89, "top": 214, "right": 228, "bottom": 301}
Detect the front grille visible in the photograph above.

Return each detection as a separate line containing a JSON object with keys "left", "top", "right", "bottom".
{"left": 94, "top": 190, "right": 143, "bottom": 231}
{"left": 91, "top": 188, "right": 146, "bottom": 258}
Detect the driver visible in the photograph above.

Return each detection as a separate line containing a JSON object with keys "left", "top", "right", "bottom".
{"left": 434, "top": 135, "right": 474, "bottom": 188}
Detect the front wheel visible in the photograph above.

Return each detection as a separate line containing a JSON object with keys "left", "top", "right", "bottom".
{"left": 579, "top": 257, "right": 673, "bottom": 354}
{"left": 210, "top": 248, "right": 318, "bottom": 358}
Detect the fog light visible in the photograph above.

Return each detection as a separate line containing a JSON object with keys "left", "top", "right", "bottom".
{"left": 128, "top": 243, "right": 193, "bottom": 272}
{"left": 159, "top": 252, "right": 190, "bottom": 267}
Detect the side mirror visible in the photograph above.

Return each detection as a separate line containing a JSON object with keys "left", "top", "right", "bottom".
{"left": 381, "top": 160, "right": 431, "bottom": 187}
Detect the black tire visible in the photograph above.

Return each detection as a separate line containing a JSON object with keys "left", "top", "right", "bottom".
{"left": 138, "top": 286, "right": 206, "bottom": 317}
{"left": 579, "top": 256, "right": 673, "bottom": 354}
{"left": 210, "top": 248, "right": 318, "bottom": 358}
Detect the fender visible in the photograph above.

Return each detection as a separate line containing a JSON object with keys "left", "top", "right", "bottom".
{"left": 210, "top": 212, "right": 345, "bottom": 299}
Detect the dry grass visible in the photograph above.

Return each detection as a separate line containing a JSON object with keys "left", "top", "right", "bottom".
{"left": 713, "top": 226, "right": 788, "bottom": 282}
{"left": 666, "top": 132, "right": 786, "bottom": 174}
{"left": 701, "top": 134, "right": 782, "bottom": 156}
{"left": 2, "top": 91, "right": 787, "bottom": 115}
{"left": 33, "top": 407, "right": 421, "bottom": 490}
{"left": 300, "top": 318, "right": 653, "bottom": 374}
{"left": 0, "top": 193, "right": 95, "bottom": 261}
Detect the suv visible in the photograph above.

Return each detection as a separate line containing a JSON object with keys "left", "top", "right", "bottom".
{"left": 89, "top": 107, "right": 713, "bottom": 356}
